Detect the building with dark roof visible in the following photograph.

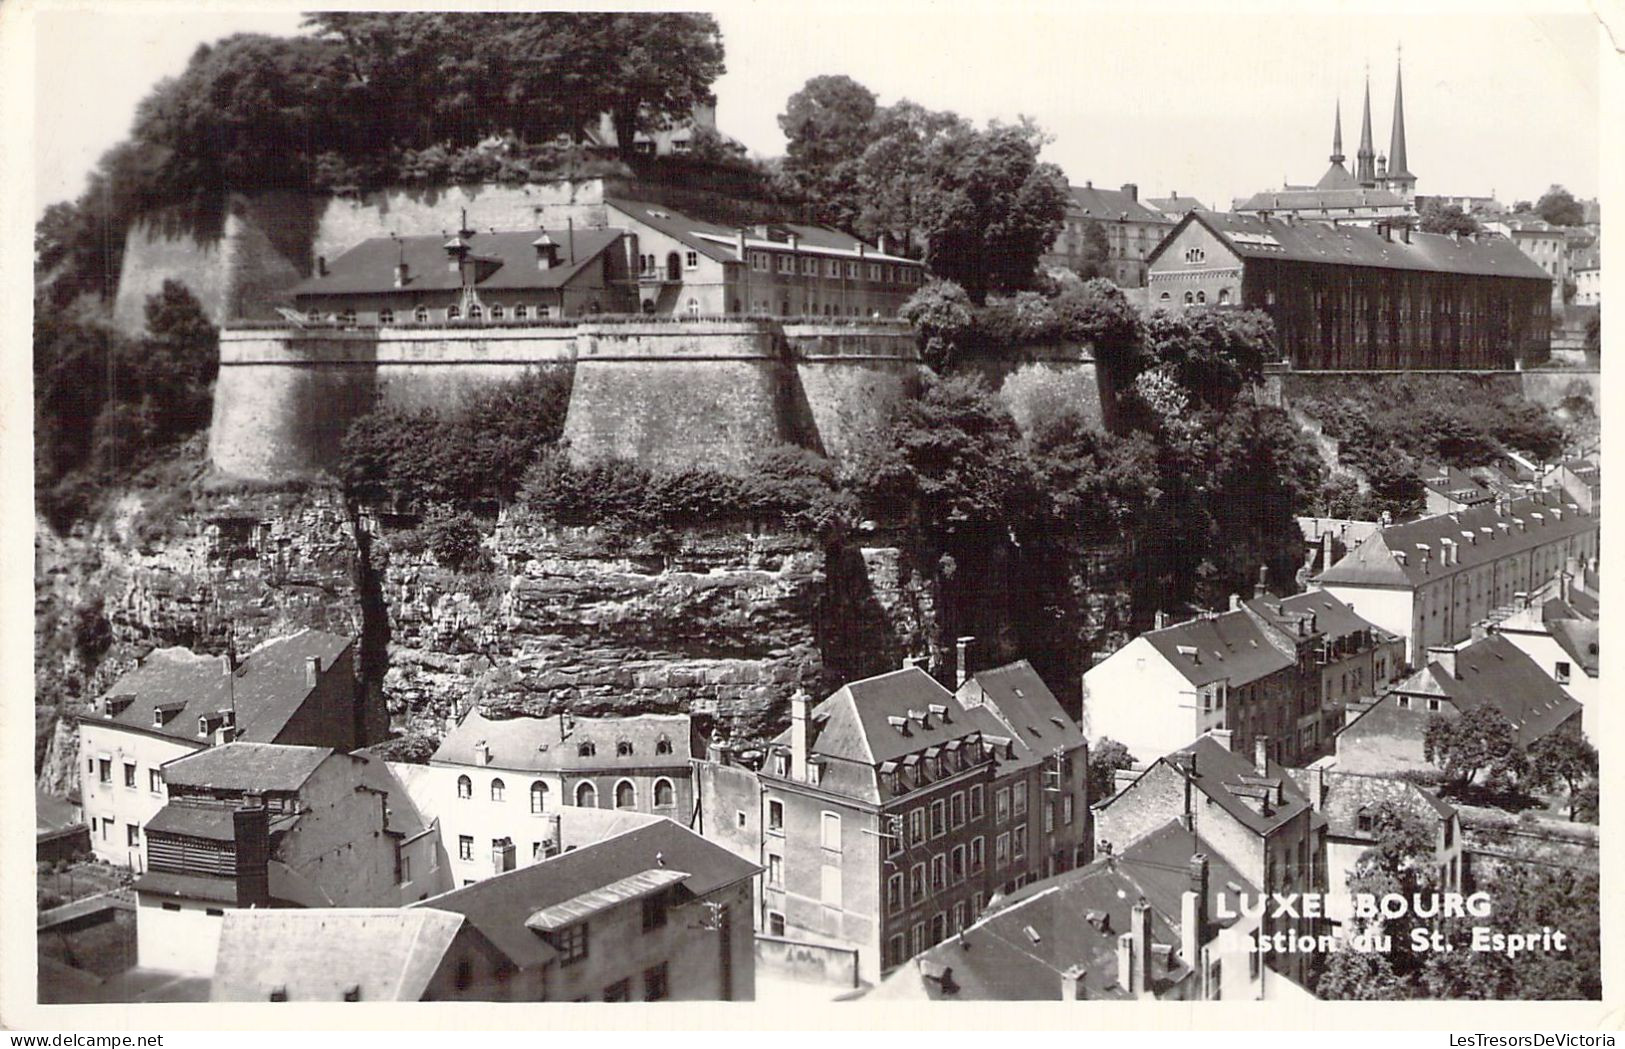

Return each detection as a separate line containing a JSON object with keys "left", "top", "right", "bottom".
{"left": 1420, "top": 461, "right": 1495, "bottom": 516}
{"left": 869, "top": 819, "right": 1266, "bottom": 1001}
{"left": 1146, "top": 208, "right": 1552, "bottom": 369}
{"left": 78, "top": 629, "right": 383, "bottom": 868}
{"left": 1146, "top": 193, "right": 1209, "bottom": 223}
{"left": 1316, "top": 491, "right": 1600, "bottom": 662}
{"left": 1334, "top": 634, "right": 1583, "bottom": 777}
{"left": 1094, "top": 731, "right": 1324, "bottom": 985}
{"left": 696, "top": 655, "right": 1088, "bottom": 986}
{"left": 132, "top": 744, "right": 445, "bottom": 976}
{"left": 408, "top": 818, "right": 759, "bottom": 1001}
{"left": 407, "top": 709, "right": 694, "bottom": 887}
{"left": 1041, "top": 181, "right": 1174, "bottom": 287}
{"left": 290, "top": 222, "right": 636, "bottom": 323}
{"left": 1540, "top": 458, "right": 1600, "bottom": 514}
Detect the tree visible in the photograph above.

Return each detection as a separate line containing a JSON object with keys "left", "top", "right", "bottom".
{"left": 917, "top": 119, "right": 1069, "bottom": 303}
{"left": 575, "top": 14, "right": 727, "bottom": 160}
{"left": 1140, "top": 308, "right": 1277, "bottom": 409}
{"left": 1423, "top": 708, "right": 1524, "bottom": 788}
{"left": 1583, "top": 310, "right": 1600, "bottom": 354}
{"left": 1421, "top": 865, "right": 1599, "bottom": 999}
{"left": 1086, "top": 738, "right": 1136, "bottom": 803}
{"left": 899, "top": 279, "right": 976, "bottom": 372}
{"left": 1418, "top": 201, "right": 1479, "bottom": 236}
{"left": 856, "top": 100, "right": 970, "bottom": 251}
{"left": 1529, "top": 729, "right": 1597, "bottom": 821}
{"left": 1316, "top": 949, "right": 1408, "bottom": 1000}
{"left": 1346, "top": 801, "right": 1438, "bottom": 977}
{"left": 1071, "top": 219, "right": 1112, "bottom": 280}
{"left": 1050, "top": 278, "right": 1144, "bottom": 389}
{"left": 1535, "top": 184, "right": 1584, "bottom": 227}
{"left": 779, "top": 75, "right": 877, "bottom": 191}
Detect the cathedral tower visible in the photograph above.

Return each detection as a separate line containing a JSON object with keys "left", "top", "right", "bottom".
{"left": 1381, "top": 53, "right": 1417, "bottom": 203}
{"left": 1355, "top": 75, "right": 1377, "bottom": 187}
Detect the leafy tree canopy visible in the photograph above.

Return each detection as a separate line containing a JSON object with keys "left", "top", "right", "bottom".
{"left": 1424, "top": 708, "right": 1525, "bottom": 789}
{"left": 1418, "top": 201, "right": 1479, "bottom": 236}
{"left": 1534, "top": 184, "right": 1585, "bottom": 227}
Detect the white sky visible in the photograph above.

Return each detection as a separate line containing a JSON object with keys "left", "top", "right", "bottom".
{"left": 30, "top": 1, "right": 1605, "bottom": 218}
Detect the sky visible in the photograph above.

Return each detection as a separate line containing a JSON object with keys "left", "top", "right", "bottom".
{"left": 30, "top": 2, "right": 1604, "bottom": 219}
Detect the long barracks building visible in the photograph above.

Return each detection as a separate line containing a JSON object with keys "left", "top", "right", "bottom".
{"left": 1146, "top": 210, "right": 1552, "bottom": 370}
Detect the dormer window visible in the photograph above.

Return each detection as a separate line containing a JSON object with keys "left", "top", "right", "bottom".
{"left": 578, "top": 741, "right": 596, "bottom": 758}
{"left": 616, "top": 740, "right": 633, "bottom": 757}
{"left": 414, "top": 306, "right": 429, "bottom": 323}
{"left": 1357, "top": 810, "right": 1374, "bottom": 834}
{"left": 655, "top": 737, "right": 673, "bottom": 756}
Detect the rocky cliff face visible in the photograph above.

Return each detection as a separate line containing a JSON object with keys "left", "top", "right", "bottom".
{"left": 35, "top": 483, "right": 946, "bottom": 792}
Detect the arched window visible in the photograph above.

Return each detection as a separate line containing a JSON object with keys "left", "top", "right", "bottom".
{"left": 378, "top": 308, "right": 394, "bottom": 325}
{"left": 615, "top": 780, "right": 636, "bottom": 809}
{"left": 1218, "top": 288, "right": 1231, "bottom": 305}
{"left": 447, "top": 304, "right": 461, "bottom": 320}
{"left": 530, "top": 781, "right": 547, "bottom": 814}
{"left": 666, "top": 252, "right": 682, "bottom": 281}
{"left": 414, "top": 305, "right": 429, "bottom": 323}
{"left": 468, "top": 303, "right": 483, "bottom": 321}
{"left": 489, "top": 304, "right": 505, "bottom": 320}
{"left": 514, "top": 304, "right": 528, "bottom": 320}
{"left": 1159, "top": 292, "right": 1170, "bottom": 302}
{"left": 654, "top": 778, "right": 675, "bottom": 808}
{"left": 338, "top": 309, "right": 356, "bottom": 325}
{"left": 686, "top": 298, "right": 700, "bottom": 317}
{"left": 1184, "top": 291, "right": 1194, "bottom": 305}
{"left": 656, "top": 737, "right": 673, "bottom": 756}
{"left": 616, "top": 740, "right": 634, "bottom": 757}
{"left": 490, "top": 778, "right": 505, "bottom": 802}
{"left": 575, "top": 781, "right": 597, "bottom": 807}
{"left": 456, "top": 775, "right": 472, "bottom": 800}
{"left": 578, "top": 741, "right": 596, "bottom": 758}
{"left": 1195, "top": 291, "right": 1206, "bottom": 304}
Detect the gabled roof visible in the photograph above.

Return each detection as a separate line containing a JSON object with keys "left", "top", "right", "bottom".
{"left": 1234, "top": 187, "right": 1407, "bottom": 213}
{"left": 1318, "top": 492, "right": 1596, "bottom": 589}
{"left": 413, "top": 820, "right": 758, "bottom": 971}
{"left": 1396, "top": 635, "right": 1581, "bottom": 746}
{"left": 1420, "top": 463, "right": 1493, "bottom": 505}
{"left": 1141, "top": 610, "right": 1296, "bottom": 689}
{"left": 92, "top": 630, "right": 354, "bottom": 746}
{"left": 290, "top": 228, "right": 623, "bottom": 297}
{"left": 1113, "top": 735, "right": 1312, "bottom": 837}
{"left": 143, "top": 805, "right": 243, "bottom": 841}
{"left": 1243, "top": 589, "right": 1386, "bottom": 646}
{"left": 1146, "top": 194, "right": 1208, "bottom": 216}
{"left": 1298, "top": 770, "right": 1455, "bottom": 840}
{"left": 785, "top": 666, "right": 978, "bottom": 767}
{"left": 212, "top": 908, "right": 470, "bottom": 1002}
{"left": 957, "top": 661, "right": 1084, "bottom": 773}
{"left": 430, "top": 708, "right": 692, "bottom": 773}
{"left": 1153, "top": 210, "right": 1552, "bottom": 282}
{"left": 162, "top": 742, "right": 334, "bottom": 793}
{"left": 1065, "top": 184, "right": 1171, "bottom": 226}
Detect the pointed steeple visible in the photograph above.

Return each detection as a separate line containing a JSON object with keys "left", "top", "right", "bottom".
{"left": 1355, "top": 73, "right": 1377, "bottom": 186}
{"left": 1387, "top": 51, "right": 1413, "bottom": 180}
{"left": 1330, "top": 100, "right": 1345, "bottom": 165}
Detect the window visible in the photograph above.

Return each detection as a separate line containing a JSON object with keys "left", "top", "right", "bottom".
{"left": 1062, "top": 795, "right": 1075, "bottom": 825}
{"left": 457, "top": 775, "right": 472, "bottom": 800}
{"left": 127, "top": 823, "right": 140, "bottom": 846}
{"left": 950, "top": 792, "right": 966, "bottom": 828}
{"left": 1042, "top": 802, "right": 1055, "bottom": 834}
{"left": 930, "top": 853, "right": 947, "bottom": 891}
{"left": 490, "top": 778, "right": 505, "bottom": 802}
{"left": 869, "top": 263, "right": 883, "bottom": 281}
{"left": 458, "top": 835, "right": 473, "bottom": 861}
{"left": 123, "top": 762, "right": 136, "bottom": 788}
{"left": 1012, "top": 783, "right": 1027, "bottom": 818}
{"left": 909, "top": 808, "right": 926, "bottom": 846}
{"left": 489, "top": 304, "right": 504, "bottom": 320}
{"left": 338, "top": 308, "right": 357, "bottom": 325}
{"left": 98, "top": 759, "right": 111, "bottom": 784}
{"left": 685, "top": 250, "right": 698, "bottom": 270}
{"left": 149, "top": 769, "right": 163, "bottom": 794}
{"left": 950, "top": 844, "right": 966, "bottom": 883}
{"left": 100, "top": 819, "right": 109, "bottom": 841}
{"left": 1426, "top": 698, "right": 1442, "bottom": 713}
{"left": 686, "top": 297, "right": 700, "bottom": 317}
{"left": 578, "top": 740, "right": 596, "bottom": 757}
{"left": 778, "top": 255, "right": 795, "bottom": 274}
{"left": 909, "top": 862, "right": 926, "bottom": 902}
{"left": 161, "top": 901, "right": 179, "bottom": 911}
{"left": 642, "top": 892, "right": 669, "bottom": 932}
{"left": 654, "top": 778, "right": 675, "bottom": 808}
{"left": 886, "top": 934, "right": 906, "bottom": 969}
{"left": 399, "top": 854, "right": 411, "bottom": 885}
{"left": 930, "top": 912, "right": 947, "bottom": 946}
{"left": 576, "top": 781, "right": 597, "bottom": 807}
{"left": 1556, "top": 661, "right": 1572, "bottom": 684}
{"left": 845, "top": 261, "right": 858, "bottom": 278}
{"left": 378, "top": 308, "right": 394, "bottom": 324}
{"left": 553, "top": 923, "right": 589, "bottom": 966}
{"left": 306, "top": 308, "right": 321, "bottom": 323}
{"left": 821, "top": 812, "right": 842, "bottom": 851}
{"left": 969, "top": 785, "right": 985, "bottom": 820}
{"left": 615, "top": 780, "right": 636, "bottom": 809}
{"left": 1357, "top": 811, "right": 1374, "bottom": 833}
{"left": 414, "top": 305, "right": 429, "bottom": 323}
{"left": 995, "top": 832, "right": 1011, "bottom": 869}
{"left": 1012, "top": 823, "right": 1027, "bottom": 861}
{"left": 802, "top": 257, "right": 817, "bottom": 275}
{"left": 270, "top": 986, "right": 289, "bottom": 1002}
{"left": 514, "top": 305, "right": 528, "bottom": 320}
{"left": 995, "top": 788, "right": 1011, "bottom": 824}
{"left": 752, "top": 252, "right": 769, "bottom": 272}
{"left": 447, "top": 305, "right": 460, "bottom": 320}
{"left": 911, "top": 922, "right": 926, "bottom": 958}
{"left": 768, "top": 853, "right": 784, "bottom": 888}
{"left": 530, "top": 781, "right": 547, "bottom": 814}
{"left": 952, "top": 901, "right": 967, "bottom": 932}
{"left": 1184, "top": 246, "right": 1206, "bottom": 264}
{"left": 537, "top": 306, "right": 550, "bottom": 318}
{"left": 643, "top": 963, "right": 669, "bottom": 1001}
{"left": 887, "top": 872, "right": 904, "bottom": 914}
{"left": 206, "top": 907, "right": 225, "bottom": 917}
{"left": 1184, "top": 291, "right": 1194, "bottom": 305}
{"left": 929, "top": 800, "right": 946, "bottom": 838}
{"left": 769, "top": 911, "right": 786, "bottom": 936}
{"left": 616, "top": 740, "right": 634, "bottom": 757}
{"left": 602, "top": 979, "right": 631, "bottom": 1002}
{"left": 656, "top": 737, "right": 673, "bottom": 755}
{"left": 768, "top": 800, "right": 784, "bottom": 832}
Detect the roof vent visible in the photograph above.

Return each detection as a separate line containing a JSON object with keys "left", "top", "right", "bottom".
{"left": 1176, "top": 644, "right": 1200, "bottom": 665}
{"left": 928, "top": 703, "right": 951, "bottom": 723}
{"left": 887, "top": 715, "right": 910, "bottom": 736}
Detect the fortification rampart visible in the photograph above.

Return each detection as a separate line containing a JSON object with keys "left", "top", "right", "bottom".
{"left": 209, "top": 319, "right": 1102, "bottom": 482}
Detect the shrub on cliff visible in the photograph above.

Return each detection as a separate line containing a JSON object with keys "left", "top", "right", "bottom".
{"left": 421, "top": 505, "right": 489, "bottom": 572}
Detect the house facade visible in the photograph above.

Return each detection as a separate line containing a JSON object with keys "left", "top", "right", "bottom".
{"left": 1146, "top": 211, "right": 1553, "bottom": 370}
{"left": 1041, "top": 182, "right": 1174, "bottom": 287}
{"left": 133, "top": 744, "right": 443, "bottom": 975}
{"left": 78, "top": 630, "right": 382, "bottom": 867}
{"left": 1316, "top": 491, "right": 1600, "bottom": 663}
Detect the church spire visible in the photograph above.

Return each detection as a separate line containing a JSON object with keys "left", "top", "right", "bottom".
{"left": 1355, "top": 72, "right": 1377, "bottom": 186}
{"left": 1387, "top": 49, "right": 1413, "bottom": 180}
{"left": 1330, "top": 99, "right": 1345, "bottom": 165}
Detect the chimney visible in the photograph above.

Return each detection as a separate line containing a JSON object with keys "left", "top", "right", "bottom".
{"left": 305, "top": 656, "right": 321, "bottom": 689}
{"left": 1469, "top": 621, "right": 1488, "bottom": 642}
{"left": 788, "top": 233, "right": 800, "bottom": 254}
{"left": 1061, "top": 964, "right": 1087, "bottom": 1000}
{"left": 735, "top": 229, "right": 747, "bottom": 260}
{"left": 473, "top": 740, "right": 490, "bottom": 767}
{"left": 547, "top": 813, "right": 563, "bottom": 855}
{"left": 1401, "top": 224, "right": 1412, "bottom": 244}
{"left": 491, "top": 837, "right": 516, "bottom": 875}
{"left": 233, "top": 795, "right": 271, "bottom": 908}
{"left": 1429, "top": 645, "right": 1458, "bottom": 680}
{"left": 790, "top": 690, "right": 811, "bottom": 782}
{"left": 316, "top": 255, "right": 328, "bottom": 277}
{"left": 1255, "top": 564, "right": 1270, "bottom": 599}
{"left": 878, "top": 232, "right": 891, "bottom": 255}
{"left": 1228, "top": 593, "right": 1241, "bottom": 612}
{"left": 1119, "top": 899, "right": 1152, "bottom": 997}
{"left": 1154, "top": 610, "right": 1168, "bottom": 630}
{"left": 393, "top": 261, "right": 410, "bottom": 288}
{"left": 1122, "top": 183, "right": 1139, "bottom": 201}
{"left": 1209, "top": 729, "right": 1232, "bottom": 752}
{"left": 956, "top": 636, "right": 975, "bottom": 689}
{"left": 221, "top": 654, "right": 233, "bottom": 677}
{"left": 533, "top": 233, "right": 559, "bottom": 270}
{"left": 1253, "top": 735, "right": 1269, "bottom": 775}
{"left": 1180, "top": 853, "right": 1209, "bottom": 972}
{"left": 1378, "top": 222, "right": 1391, "bottom": 242}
